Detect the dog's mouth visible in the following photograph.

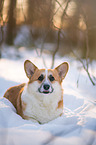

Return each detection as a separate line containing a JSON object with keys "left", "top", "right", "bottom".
{"left": 38, "top": 88, "right": 54, "bottom": 94}
{"left": 43, "top": 91, "right": 50, "bottom": 94}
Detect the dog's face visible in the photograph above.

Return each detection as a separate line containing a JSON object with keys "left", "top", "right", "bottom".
{"left": 24, "top": 60, "right": 69, "bottom": 96}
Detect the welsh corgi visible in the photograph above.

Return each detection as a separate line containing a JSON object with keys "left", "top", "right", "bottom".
{"left": 4, "top": 60, "right": 69, "bottom": 124}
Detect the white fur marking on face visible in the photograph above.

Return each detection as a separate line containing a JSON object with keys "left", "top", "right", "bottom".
{"left": 38, "top": 69, "right": 53, "bottom": 93}
{"left": 45, "top": 69, "right": 48, "bottom": 82}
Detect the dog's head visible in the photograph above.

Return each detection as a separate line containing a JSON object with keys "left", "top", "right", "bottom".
{"left": 24, "top": 60, "right": 69, "bottom": 95}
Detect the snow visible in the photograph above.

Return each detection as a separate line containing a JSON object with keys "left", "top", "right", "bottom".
{"left": 0, "top": 47, "right": 96, "bottom": 145}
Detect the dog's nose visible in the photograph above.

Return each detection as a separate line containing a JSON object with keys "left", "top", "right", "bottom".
{"left": 43, "top": 84, "right": 50, "bottom": 90}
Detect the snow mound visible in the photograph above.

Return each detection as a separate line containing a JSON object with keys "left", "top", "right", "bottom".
{"left": 0, "top": 48, "right": 96, "bottom": 145}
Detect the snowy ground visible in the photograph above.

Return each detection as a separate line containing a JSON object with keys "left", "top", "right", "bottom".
{"left": 0, "top": 47, "right": 96, "bottom": 145}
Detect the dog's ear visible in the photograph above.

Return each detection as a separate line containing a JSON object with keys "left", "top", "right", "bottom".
{"left": 24, "top": 60, "right": 38, "bottom": 79}
{"left": 55, "top": 62, "right": 69, "bottom": 81}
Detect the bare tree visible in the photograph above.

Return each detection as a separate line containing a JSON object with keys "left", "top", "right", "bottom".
{"left": 51, "top": 0, "right": 71, "bottom": 68}
{"left": 50, "top": 0, "right": 96, "bottom": 85}
{"left": 75, "top": 5, "right": 96, "bottom": 85}
{"left": 70, "top": 0, "right": 96, "bottom": 85}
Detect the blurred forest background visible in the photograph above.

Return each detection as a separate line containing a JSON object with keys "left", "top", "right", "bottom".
{"left": 0, "top": 0, "right": 96, "bottom": 84}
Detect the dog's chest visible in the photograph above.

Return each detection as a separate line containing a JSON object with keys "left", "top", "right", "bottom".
{"left": 21, "top": 86, "right": 63, "bottom": 123}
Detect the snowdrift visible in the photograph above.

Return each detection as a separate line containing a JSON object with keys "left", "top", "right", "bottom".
{"left": 0, "top": 48, "right": 96, "bottom": 145}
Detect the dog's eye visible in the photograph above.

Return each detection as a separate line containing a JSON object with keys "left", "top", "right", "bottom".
{"left": 38, "top": 74, "right": 44, "bottom": 81}
{"left": 49, "top": 75, "right": 55, "bottom": 81}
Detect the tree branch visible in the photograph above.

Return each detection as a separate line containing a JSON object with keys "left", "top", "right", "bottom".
{"left": 72, "top": 50, "right": 96, "bottom": 86}
{"left": 51, "top": 29, "right": 61, "bottom": 69}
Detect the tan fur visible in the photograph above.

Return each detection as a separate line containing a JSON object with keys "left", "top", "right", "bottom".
{"left": 49, "top": 69, "right": 61, "bottom": 84}
{"left": 4, "top": 84, "right": 25, "bottom": 113}
{"left": 57, "top": 100, "right": 63, "bottom": 109}
{"left": 28, "top": 69, "right": 45, "bottom": 84}
{"left": 28, "top": 69, "right": 61, "bottom": 84}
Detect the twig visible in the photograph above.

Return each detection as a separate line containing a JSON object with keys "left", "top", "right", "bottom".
{"left": 81, "top": 8, "right": 89, "bottom": 69}
{"left": 72, "top": 51, "right": 96, "bottom": 86}
{"left": 21, "top": 0, "right": 27, "bottom": 22}
{"left": 51, "top": 29, "right": 61, "bottom": 69}
{"left": 61, "top": 0, "right": 71, "bottom": 27}
{"left": 55, "top": 0, "right": 64, "bottom": 11}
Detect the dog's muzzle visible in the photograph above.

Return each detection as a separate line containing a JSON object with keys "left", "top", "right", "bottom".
{"left": 38, "top": 83, "right": 54, "bottom": 94}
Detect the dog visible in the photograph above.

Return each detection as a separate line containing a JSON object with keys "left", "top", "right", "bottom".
{"left": 4, "top": 60, "right": 69, "bottom": 124}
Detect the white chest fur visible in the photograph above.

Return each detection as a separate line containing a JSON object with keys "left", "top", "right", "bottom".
{"left": 21, "top": 82, "right": 63, "bottom": 124}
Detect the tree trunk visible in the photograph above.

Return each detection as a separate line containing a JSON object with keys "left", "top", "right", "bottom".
{"left": 6, "top": 0, "right": 17, "bottom": 45}
{"left": 27, "top": 0, "right": 54, "bottom": 28}
{"left": 0, "top": 0, "right": 4, "bottom": 58}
